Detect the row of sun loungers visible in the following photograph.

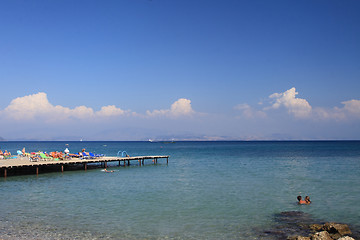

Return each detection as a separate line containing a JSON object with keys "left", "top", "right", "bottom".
{"left": 28, "top": 152, "right": 104, "bottom": 162}
{"left": 1, "top": 149, "right": 105, "bottom": 162}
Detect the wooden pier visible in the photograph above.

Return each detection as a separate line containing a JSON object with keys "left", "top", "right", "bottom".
{"left": 0, "top": 155, "right": 169, "bottom": 178}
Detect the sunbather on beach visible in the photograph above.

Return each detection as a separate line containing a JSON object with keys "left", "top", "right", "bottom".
{"left": 58, "top": 152, "right": 64, "bottom": 159}
{"left": 81, "top": 149, "right": 90, "bottom": 155}
{"left": 53, "top": 151, "right": 64, "bottom": 158}
{"left": 30, "top": 155, "right": 40, "bottom": 161}
{"left": 4, "top": 150, "right": 11, "bottom": 156}
{"left": 64, "top": 148, "right": 70, "bottom": 154}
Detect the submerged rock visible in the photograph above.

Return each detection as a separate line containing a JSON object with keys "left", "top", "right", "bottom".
{"left": 287, "top": 236, "right": 311, "bottom": 240}
{"left": 260, "top": 211, "right": 358, "bottom": 240}
{"left": 275, "top": 211, "right": 315, "bottom": 225}
{"left": 261, "top": 211, "right": 315, "bottom": 239}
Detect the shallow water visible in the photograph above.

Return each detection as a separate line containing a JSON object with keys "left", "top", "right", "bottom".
{"left": 0, "top": 141, "right": 359, "bottom": 239}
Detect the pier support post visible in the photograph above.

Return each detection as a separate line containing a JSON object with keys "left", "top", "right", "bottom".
{"left": 167, "top": 157, "right": 168, "bottom": 164}
{"left": 36, "top": 167, "right": 39, "bottom": 175}
{"left": 127, "top": 160, "right": 130, "bottom": 166}
{"left": 4, "top": 168, "right": 7, "bottom": 178}
{"left": 104, "top": 162, "right": 107, "bottom": 168}
{"left": 119, "top": 160, "right": 121, "bottom": 166}
{"left": 61, "top": 165, "right": 64, "bottom": 172}
{"left": 84, "top": 163, "right": 87, "bottom": 171}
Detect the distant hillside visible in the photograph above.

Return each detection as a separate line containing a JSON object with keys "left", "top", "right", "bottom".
{"left": 0, "top": 136, "right": 5, "bottom": 141}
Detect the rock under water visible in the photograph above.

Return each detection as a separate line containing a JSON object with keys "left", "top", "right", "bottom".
{"left": 257, "top": 211, "right": 359, "bottom": 240}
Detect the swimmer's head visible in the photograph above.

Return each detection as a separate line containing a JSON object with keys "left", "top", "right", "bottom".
{"left": 297, "top": 195, "right": 302, "bottom": 201}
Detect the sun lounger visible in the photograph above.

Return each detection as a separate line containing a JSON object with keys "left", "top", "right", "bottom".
{"left": 39, "top": 152, "right": 53, "bottom": 161}
{"left": 89, "top": 152, "right": 104, "bottom": 158}
{"left": 30, "top": 155, "right": 40, "bottom": 162}
{"left": 69, "top": 153, "right": 80, "bottom": 158}
{"left": 81, "top": 152, "right": 91, "bottom": 159}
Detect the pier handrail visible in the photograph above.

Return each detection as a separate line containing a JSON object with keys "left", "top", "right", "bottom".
{"left": 117, "top": 151, "right": 128, "bottom": 157}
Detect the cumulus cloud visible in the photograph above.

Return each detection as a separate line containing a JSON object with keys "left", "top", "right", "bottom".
{"left": 170, "top": 98, "right": 194, "bottom": 116}
{"left": 96, "top": 105, "right": 131, "bottom": 117}
{"left": 312, "top": 107, "right": 345, "bottom": 121}
{"left": 267, "top": 87, "right": 312, "bottom": 118}
{"left": 342, "top": 100, "right": 360, "bottom": 116}
{"left": 3, "top": 92, "right": 130, "bottom": 121}
{"left": 2, "top": 93, "right": 195, "bottom": 123}
{"left": 146, "top": 98, "right": 195, "bottom": 117}
{"left": 234, "top": 103, "right": 266, "bottom": 118}
{"left": 4, "top": 92, "right": 55, "bottom": 120}
{"left": 257, "top": 87, "right": 360, "bottom": 121}
{"left": 312, "top": 99, "right": 360, "bottom": 121}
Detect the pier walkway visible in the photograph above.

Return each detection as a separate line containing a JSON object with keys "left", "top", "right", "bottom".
{"left": 0, "top": 155, "right": 169, "bottom": 178}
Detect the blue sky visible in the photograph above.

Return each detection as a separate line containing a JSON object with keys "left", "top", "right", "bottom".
{"left": 1, "top": 0, "right": 360, "bottom": 140}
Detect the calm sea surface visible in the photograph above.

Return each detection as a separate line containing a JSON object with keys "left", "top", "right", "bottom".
{"left": 0, "top": 141, "right": 359, "bottom": 239}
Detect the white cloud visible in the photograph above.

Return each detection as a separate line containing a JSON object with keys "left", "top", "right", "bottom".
{"left": 312, "top": 100, "right": 360, "bottom": 121}
{"left": 312, "top": 107, "right": 345, "bottom": 121}
{"left": 4, "top": 92, "right": 53, "bottom": 120}
{"left": 3, "top": 92, "right": 130, "bottom": 121}
{"left": 234, "top": 103, "right": 266, "bottom": 118}
{"left": 96, "top": 105, "right": 130, "bottom": 117}
{"left": 267, "top": 87, "right": 312, "bottom": 118}
{"left": 71, "top": 106, "right": 95, "bottom": 119}
{"left": 2, "top": 93, "right": 195, "bottom": 123}
{"left": 146, "top": 98, "right": 195, "bottom": 118}
{"left": 256, "top": 87, "right": 360, "bottom": 121}
{"left": 146, "top": 109, "right": 169, "bottom": 117}
{"left": 170, "top": 98, "right": 194, "bottom": 116}
{"left": 342, "top": 99, "right": 360, "bottom": 116}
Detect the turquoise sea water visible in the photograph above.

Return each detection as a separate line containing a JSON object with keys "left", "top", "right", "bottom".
{"left": 0, "top": 141, "right": 359, "bottom": 239}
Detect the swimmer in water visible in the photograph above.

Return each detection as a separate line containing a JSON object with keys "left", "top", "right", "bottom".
{"left": 104, "top": 168, "right": 114, "bottom": 173}
{"left": 297, "top": 195, "right": 307, "bottom": 204}
{"left": 305, "top": 196, "right": 311, "bottom": 204}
